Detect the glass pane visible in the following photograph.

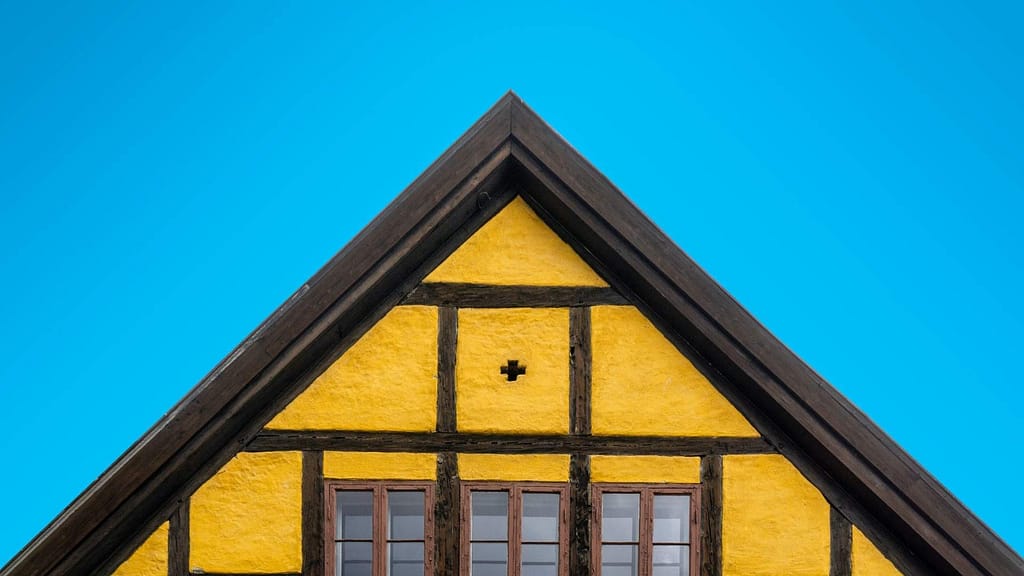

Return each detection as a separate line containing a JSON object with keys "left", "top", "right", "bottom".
{"left": 601, "top": 544, "right": 638, "bottom": 576}
{"left": 388, "top": 542, "right": 425, "bottom": 576}
{"left": 337, "top": 491, "right": 373, "bottom": 540}
{"left": 471, "top": 542, "right": 508, "bottom": 576}
{"left": 521, "top": 543, "right": 558, "bottom": 576}
{"left": 653, "top": 495, "right": 690, "bottom": 543}
{"left": 522, "top": 493, "right": 560, "bottom": 542}
{"left": 602, "top": 493, "right": 640, "bottom": 542}
{"left": 652, "top": 545, "right": 689, "bottom": 576}
{"left": 336, "top": 541, "right": 372, "bottom": 576}
{"left": 388, "top": 491, "right": 425, "bottom": 540}
{"left": 471, "top": 491, "right": 509, "bottom": 541}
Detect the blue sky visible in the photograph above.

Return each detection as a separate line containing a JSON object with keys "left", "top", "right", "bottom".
{"left": 1, "top": 0, "right": 1021, "bottom": 564}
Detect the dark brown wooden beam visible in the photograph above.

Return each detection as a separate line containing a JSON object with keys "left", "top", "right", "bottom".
{"left": 436, "top": 307, "right": 457, "bottom": 433}
{"left": 831, "top": 506, "right": 853, "bottom": 576}
{"left": 434, "top": 452, "right": 460, "bottom": 576}
{"left": 569, "top": 307, "right": 592, "bottom": 436}
{"left": 699, "top": 455, "right": 722, "bottom": 576}
{"left": 302, "top": 450, "right": 324, "bottom": 576}
{"left": 403, "top": 282, "right": 627, "bottom": 308}
{"left": 246, "top": 431, "right": 775, "bottom": 456}
{"left": 168, "top": 500, "right": 189, "bottom": 576}
{"left": 568, "top": 454, "right": 591, "bottom": 576}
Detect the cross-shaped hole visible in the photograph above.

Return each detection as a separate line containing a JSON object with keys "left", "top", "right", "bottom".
{"left": 500, "top": 360, "right": 526, "bottom": 382}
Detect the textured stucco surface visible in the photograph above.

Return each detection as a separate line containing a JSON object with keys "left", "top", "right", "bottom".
{"left": 267, "top": 305, "right": 437, "bottom": 431}
{"left": 190, "top": 451, "right": 302, "bottom": 573}
{"left": 459, "top": 454, "right": 570, "bottom": 481}
{"left": 853, "top": 526, "right": 902, "bottom": 575}
{"left": 722, "top": 455, "right": 830, "bottom": 576}
{"left": 424, "top": 196, "right": 607, "bottom": 286}
{"left": 457, "top": 308, "right": 570, "bottom": 433}
{"left": 590, "top": 455, "right": 701, "bottom": 483}
{"left": 111, "top": 522, "right": 167, "bottom": 576}
{"left": 591, "top": 306, "right": 758, "bottom": 437}
{"left": 323, "top": 451, "right": 437, "bottom": 480}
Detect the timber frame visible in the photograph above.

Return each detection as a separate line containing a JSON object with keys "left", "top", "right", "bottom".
{"left": 3, "top": 92, "right": 1021, "bottom": 576}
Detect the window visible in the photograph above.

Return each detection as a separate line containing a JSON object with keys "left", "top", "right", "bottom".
{"left": 592, "top": 485, "right": 700, "bottom": 576}
{"left": 461, "top": 483, "right": 569, "bottom": 576}
{"left": 327, "top": 481, "right": 435, "bottom": 576}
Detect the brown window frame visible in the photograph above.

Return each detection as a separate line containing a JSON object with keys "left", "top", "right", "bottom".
{"left": 325, "top": 480, "right": 436, "bottom": 576}
{"left": 591, "top": 484, "right": 701, "bottom": 576}
{"left": 460, "top": 482, "right": 570, "bottom": 576}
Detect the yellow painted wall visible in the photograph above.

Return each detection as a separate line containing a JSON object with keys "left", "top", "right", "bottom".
{"left": 457, "top": 308, "right": 570, "bottom": 433}
{"left": 459, "top": 454, "right": 570, "bottom": 482}
{"left": 722, "top": 455, "right": 830, "bottom": 576}
{"left": 112, "top": 522, "right": 168, "bottom": 576}
{"left": 590, "top": 456, "right": 700, "bottom": 483}
{"left": 190, "top": 452, "right": 302, "bottom": 574}
{"left": 853, "top": 526, "right": 902, "bottom": 576}
{"left": 267, "top": 306, "right": 437, "bottom": 431}
{"left": 425, "top": 197, "right": 607, "bottom": 286}
{"left": 324, "top": 452, "right": 437, "bottom": 480}
{"left": 591, "top": 306, "right": 758, "bottom": 437}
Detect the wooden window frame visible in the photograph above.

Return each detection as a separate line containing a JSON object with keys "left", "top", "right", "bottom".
{"left": 591, "top": 484, "right": 701, "bottom": 576}
{"left": 460, "top": 482, "right": 570, "bottom": 576}
{"left": 325, "top": 480, "right": 436, "bottom": 576}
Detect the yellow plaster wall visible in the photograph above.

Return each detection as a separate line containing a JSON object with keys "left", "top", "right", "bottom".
{"left": 267, "top": 306, "right": 438, "bottom": 431}
{"left": 190, "top": 452, "right": 302, "bottom": 574}
{"left": 459, "top": 454, "right": 570, "bottom": 482}
{"left": 425, "top": 197, "right": 607, "bottom": 286}
{"left": 722, "top": 455, "right": 830, "bottom": 576}
{"left": 853, "top": 526, "right": 902, "bottom": 576}
{"left": 111, "top": 522, "right": 168, "bottom": 576}
{"left": 590, "top": 456, "right": 701, "bottom": 484}
{"left": 457, "top": 308, "right": 570, "bottom": 433}
{"left": 324, "top": 451, "right": 437, "bottom": 480}
{"left": 591, "top": 306, "right": 758, "bottom": 437}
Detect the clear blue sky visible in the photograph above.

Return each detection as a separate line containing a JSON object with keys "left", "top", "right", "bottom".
{"left": 1, "top": 0, "right": 1021, "bottom": 564}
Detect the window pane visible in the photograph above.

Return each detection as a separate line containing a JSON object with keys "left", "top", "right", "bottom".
{"left": 601, "top": 544, "right": 638, "bottom": 576}
{"left": 521, "top": 543, "right": 558, "bottom": 576}
{"left": 522, "top": 493, "right": 559, "bottom": 542}
{"left": 388, "top": 491, "right": 425, "bottom": 540}
{"left": 471, "top": 491, "right": 509, "bottom": 541}
{"left": 336, "top": 541, "right": 372, "bottom": 576}
{"left": 337, "top": 491, "right": 373, "bottom": 540}
{"left": 653, "top": 495, "right": 690, "bottom": 543}
{"left": 471, "top": 542, "right": 508, "bottom": 576}
{"left": 388, "top": 542, "right": 425, "bottom": 576}
{"left": 602, "top": 493, "right": 639, "bottom": 542}
{"left": 652, "top": 545, "right": 689, "bottom": 576}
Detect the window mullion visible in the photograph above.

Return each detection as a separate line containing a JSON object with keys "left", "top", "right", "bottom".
{"left": 375, "top": 486, "right": 386, "bottom": 576}
{"left": 641, "top": 489, "right": 653, "bottom": 576}
{"left": 510, "top": 486, "right": 521, "bottom": 576}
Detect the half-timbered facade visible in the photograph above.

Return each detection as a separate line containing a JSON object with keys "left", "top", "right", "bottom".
{"left": 4, "top": 93, "right": 1021, "bottom": 576}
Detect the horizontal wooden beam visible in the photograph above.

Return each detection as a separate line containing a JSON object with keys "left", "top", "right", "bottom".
{"left": 401, "top": 282, "right": 628, "bottom": 308}
{"left": 246, "top": 431, "right": 774, "bottom": 456}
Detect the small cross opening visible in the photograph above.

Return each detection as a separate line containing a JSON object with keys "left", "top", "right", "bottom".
{"left": 500, "top": 360, "right": 527, "bottom": 382}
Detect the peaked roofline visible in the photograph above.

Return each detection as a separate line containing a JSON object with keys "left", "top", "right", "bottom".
{"left": 5, "top": 92, "right": 1020, "bottom": 576}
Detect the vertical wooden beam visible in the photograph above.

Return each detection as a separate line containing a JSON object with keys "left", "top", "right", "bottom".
{"left": 569, "top": 454, "right": 592, "bottom": 576}
{"left": 303, "top": 450, "right": 325, "bottom": 576}
{"left": 569, "top": 306, "right": 592, "bottom": 436}
{"left": 831, "top": 506, "right": 853, "bottom": 576}
{"left": 700, "top": 455, "right": 723, "bottom": 576}
{"left": 437, "top": 306, "right": 458, "bottom": 433}
{"left": 167, "top": 499, "right": 189, "bottom": 576}
{"left": 435, "top": 452, "right": 461, "bottom": 576}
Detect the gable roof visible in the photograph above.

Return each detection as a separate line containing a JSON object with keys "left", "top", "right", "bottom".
{"left": 4, "top": 92, "right": 1020, "bottom": 576}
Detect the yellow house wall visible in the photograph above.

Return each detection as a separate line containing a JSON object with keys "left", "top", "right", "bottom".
{"left": 267, "top": 305, "right": 437, "bottom": 431}
{"left": 592, "top": 306, "right": 758, "bottom": 437}
{"left": 324, "top": 452, "right": 437, "bottom": 480}
{"left": 425, "top": 197, "right": 606, "bottom": 286}
{"left": 590, "top": 456, "right": 701, "bottom": 483}
{"left": 111, "top": 522, "right": 168, "bottom": 576}
{"left": 459, "top": 454, "right": 570, "bottom": 482}
{"left": 722, "top": 455, "right": 830, "bottom": 576}
{"left": 190, "top": 451, "right": 302, "bottom": 574}
{"left": 853, "top": 526, "right": 903, "bottom": 575}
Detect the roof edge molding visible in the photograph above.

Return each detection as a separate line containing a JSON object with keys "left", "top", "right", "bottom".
{"left": 3, "top": 92, "right": 1020, "bottom": 576}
